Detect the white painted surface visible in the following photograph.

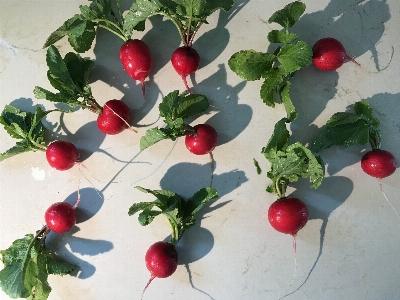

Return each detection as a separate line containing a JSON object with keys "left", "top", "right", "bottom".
{"left": 1, "top": 1, "right": 399, "bottom": 299}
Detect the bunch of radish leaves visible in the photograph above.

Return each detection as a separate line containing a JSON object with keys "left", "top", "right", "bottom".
{"left": 228, "top": 1, "right": 312, "bottom": 122}
{"left": 129, "top": 186, "right": 218, "bottom": 245}
{"left": 44, "top": 0, "right": 234, "bottom": 50}
{"left": 140, "top": 90, "right": 209, "bottom": 150}
{"left": 311, "top": 100, "right": 382, "bottom": 152}
{"left": 259, "top": 118, "right": 325, "bottom": 199}
{"left": 0, "top": 227, "right": 75, "bottom": 299}
{"left": 0, "top": 105, "right": 52, "bottom": 161}
{"left": 33, "top": 45, "right": 101, "bottom": 114}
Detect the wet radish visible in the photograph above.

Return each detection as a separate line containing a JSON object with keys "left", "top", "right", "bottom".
{"left": 46, "top": 140, "right": 79, "bottom": 171}
{"left": 97, "top": 99, "right": 131, "bottom": 135}
{"left": 171, "top": 46, "right": 200, "bottom": 93}
{"left": 141, "top": 241, "right": 178, "bottom": 298}
{"left": 120, "top": 39, "right": 152, "bottom": 96}
{"left": 185, "top": 124, "right": 218, "bottom": 155}
{"left": 45, "top": 202, "right": 77, "bottom": 234}
{"left": 361, "top": 149, "right": 396, "bottom": 179}
{"left": 312, "top": 37, "right": 360, "bottom": 71}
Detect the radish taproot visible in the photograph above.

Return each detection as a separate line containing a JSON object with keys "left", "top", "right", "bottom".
{"left": 140, "top": 91, "right": 216, "bottom": 155}
{"left": 120, "top": 39, "right": 152, "bottom": 95}
{"left": 185, "top": 124, "right": 218, "bottom": 155}
{"left": 361, "top": 149, "right": 397, "bottom": 179}
{"left": 46, "top": 140, "right": 79, "bottom": 171}
{"left": 45, "top": 202, "right": 77, "bottom": 234}
{"left": 312, "top": 37, "right": 360, "bottom": 71}
{"left": 171, "top": 46, "right": 200, "bottom": 93}
{"left": 97, "top": 99, "right": 132, "bottom": 135}
{"left": 129, "top": 186, "right": 218, "bottom": 297}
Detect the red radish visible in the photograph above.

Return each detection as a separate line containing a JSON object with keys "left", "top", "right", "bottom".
{"left": 171, "top": 46, "right": 200, "bottom": 93}
{"left": 361, "top": 149, "right": 396, "bottom": 179}
{"left": 142, "top": 241, "right": 178, "bottom": 298}
{"left": 45, "top": 202, "right": 77, "bottom": 233}
{"left": 97, "top": 100, "right": 131, "bottom": 135}
{"left": 268, "top": 197, "right": 309, "bottom": 236}
{"left": 46, "top": 140, "right": 79, "bottom": 171}
{"left": 120, "top": 39, "right": 152, "bottom": 95}
{"left": 312, "top": 37, "right": 360, "bottom": 71}
{"left": 185, "top": 124, "right": 218, "bottom": 155}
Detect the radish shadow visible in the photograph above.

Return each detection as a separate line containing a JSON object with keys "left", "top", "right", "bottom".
{"left": 281, "top": 175, "right": 354, "bottom": 298}
{"left": 159, "top": 162, "right": 247, "bottom": 299}
{"left": 46, "top": 188, "right": 114, "bottom": 279}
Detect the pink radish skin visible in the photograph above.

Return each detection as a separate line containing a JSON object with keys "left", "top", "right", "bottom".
{"left": 142, "top": 241, "right": 178, "bottom": 298}
{"left": 268, "top": 197, "right": 309, "bottom": 236}
{"left": 44, "top": 202, "right": 77, "bottom": 234}
{"left": 120, "top": 39, "right": 152, "bottom": 95}
{"left": 312, "top": 37, "right": 360, "bottom": 71}
{"left": 185, "top": 124, "right": 218, "bottom": 155}
{"left": 46, "top": 140, "right": 79, "bottom": 171}
{"left": 97, "top": 100, "right": 131, "bottom": 135}
{"left": 361, "top": 149, "right": 396, "bottom": 179}
{"left": 171, "top": 46, "right": 200, "bottom": 93}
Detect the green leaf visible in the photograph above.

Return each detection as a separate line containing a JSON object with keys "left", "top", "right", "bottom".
{"left": 140, "top": 127, "right": 170, "bottom": 150}
{"left": 46, "top": 256, "right": 76, "bottom": 276}
{"left": 280, "top": 81, "right": 298, "bottom": 121}
{"left": 176, "top": 94, "right": 209, "bottom": 120}
{"left": 128, "top": 201, "right": 162, "bottom": 216}
{"left": 185, "top": 187, "right": 218, "bottom": 217}
{"left": 268, "top": 30, "right": 298, "bottom": 44}
{"left": 63, "top": 52, "right": 95, "bottom": 92}
{"left": 159, "top": 90, "right": 181, "bottom": 121}
{"left": 204, "top": 0, "right": 234, "bottom": 15}
{"left": 67, "top": 20, "right": 96, "bottom": 53}
{"left": 277, "top": 41, "right": 312, "bottom": 74}
{"left": 228, "top": 50, "right": 275, "bottom": 81}
{"left": 138, "top": 210, "right": 162, "bottom": 226}
{"left": 354, "top": 100, "right": 380, "bottom": 128}
{"left": 311, "top": 119, "right": 370, "bottom": 152}
{"left": 123, "top": 0, "right": 162, "bottom": 38}
{"left": 268, "top": 1, "right": 306, "bottom": 29}
{"left": 253, "top": 158, "right": 262, "bottom": 174}
{"left": 43, "top": 15, "right": 80, "bottom": 48}
{"left": 262, "top": 118, "right": 290, "bottom": 161}
{"left": 260, "top": 68, "right": 286, "bottom": 107}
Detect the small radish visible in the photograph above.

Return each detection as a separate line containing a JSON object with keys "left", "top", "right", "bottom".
{"left": 46, "top": 140, "right": 79, "bottom": 171}
{"left": 185, "top": 124, "right": 218, "bottom": 155}
{"left": 361, "top": 149, "right": 397, "bottom": 179}
{"left": 171, "top": 46, "right": 200, "bottom": 93}
{"left": 312, "top": 37, "right": 360, "bottom": 71}
{"left": 120, "top": 39, "right": 152, "bottom": 96}
{"left": 268, "top": 197, "right": 309, "bottom": 236}
{"left": 45, "top": 202, "right": 77, "bottom": 234}
{"left": 97, "top": 99, "right": 131, "bottom": 135}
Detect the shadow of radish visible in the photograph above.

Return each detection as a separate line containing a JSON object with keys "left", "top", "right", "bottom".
{"left": 45, "top": 188, "right": 114, "bottom": 279}
{"left": 280, "top": 175, "right": 354, "bottom": 298}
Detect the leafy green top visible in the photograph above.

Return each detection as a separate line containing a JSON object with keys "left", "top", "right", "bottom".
{"left": 128, "top": 186, "right": 218, "bottom": 245}
{"left": 228, "top": 1, "right": 311, "bottom": 122}
{"left": 311, "top": 100, "right": 382, "bottom": 152}
{"left": 262, "top": 118, "right": 325, "bottom": 198}
{"left": 43, "top": 0, "right": 234, "bottom": 52}
{"left": 0, "top": 227, "right": 75, "bottom": 300}
{"left": 0, "top": 105, "right": 54, "bottom": 162}
{"left": 34, "top": 46, "right": 101, "bottom": 114}
{"left": 140, "top": 90, "right": 209, "bottom": 150}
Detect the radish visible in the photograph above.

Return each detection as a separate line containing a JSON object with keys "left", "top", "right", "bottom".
{"left": 185, "top": 124, "right": 218, "bottom": 155}
{"left": 361, "top": 149, "right": 397, "bottom": 179}
{"left": 268, "top": 197, "right": 309, "bottom": 237}
{"left": 44, "top": 202, "right": 77, "bottom": 234}
{"left": 97, "top": 99, "right": 132, "bottom": 135}
{"left": 171, "top": 46, "right": 200, "bottom": 93}
{"left": 120, "top": 39, "right": 152, "bottom": 96}
{"left": 312, "top": 37, "right": 360, "bottom": 71}
{"left": 141, "top": 241, "right": 178, "bottom": 297}
{"left": 46, "top": 140, "right": 79, "bottom": 171}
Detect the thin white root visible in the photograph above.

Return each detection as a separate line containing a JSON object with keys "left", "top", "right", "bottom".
{"left": 379, "top": 180, "right": 400, "bottom": 222}
{"left": 104, "top": 103, "right": 138, "bottom": 133}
